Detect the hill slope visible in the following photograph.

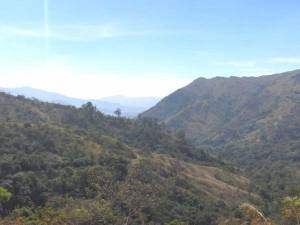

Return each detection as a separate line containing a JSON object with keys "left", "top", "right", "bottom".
{"left": 0, "top": 92, "right": 258, "bottom": 225}
{"left": 141, "top": 70, "right": 300, "bottom": 194}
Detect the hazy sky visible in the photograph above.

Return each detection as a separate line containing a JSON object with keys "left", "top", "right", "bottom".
{"left": 1, "top": 0, "right": 300, "bottom": 98}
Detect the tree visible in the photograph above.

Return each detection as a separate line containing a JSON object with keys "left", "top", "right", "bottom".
{"left": 282, "top": 196, "right": 300, "bottom": 225}
{"left": 114, "top": 108, "right": 122, "bottom": 117}
{"left": 0, "top": 186, "right": 12, "bottom": 215}
{"left": 0, "top": 187, "right": 11, "bottom": 206}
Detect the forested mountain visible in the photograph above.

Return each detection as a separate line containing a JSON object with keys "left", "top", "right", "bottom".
{"left": 141, "top": 70, "right": 300, "bottom": 196}
{"left": 0, "top": 92, "right": 259, "bottom": 225}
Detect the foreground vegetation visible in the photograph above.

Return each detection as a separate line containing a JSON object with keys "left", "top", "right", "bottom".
{"left": 221, "top": 188, "right": 300, "bottom": 225}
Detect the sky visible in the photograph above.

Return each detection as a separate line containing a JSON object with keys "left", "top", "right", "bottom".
{"left": 1, "top": 0, "right": 300, "bottom": 98}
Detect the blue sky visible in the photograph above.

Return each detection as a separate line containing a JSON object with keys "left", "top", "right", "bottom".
{"left": 1, "top": 0, "right": 300, "bottom": 98}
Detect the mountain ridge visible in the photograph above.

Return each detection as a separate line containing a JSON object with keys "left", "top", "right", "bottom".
{"left": 141, "top": 69, "right": 300, "bottom": 145}
{"left": 141, "top": 69, "right": 300, "bottom": 195}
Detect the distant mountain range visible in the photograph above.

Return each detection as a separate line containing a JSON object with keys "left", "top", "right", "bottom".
{"left": 0, "top": 87, "right": 161, "bottom": 117}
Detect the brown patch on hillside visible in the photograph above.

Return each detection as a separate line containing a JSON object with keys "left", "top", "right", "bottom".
{"left": 153, "top": 154, "right": 259, "bottom": 205}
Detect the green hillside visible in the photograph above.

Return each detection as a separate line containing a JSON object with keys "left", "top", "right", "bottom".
{"left": 0, "top": 92, "right": 258, "bottom": 225}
